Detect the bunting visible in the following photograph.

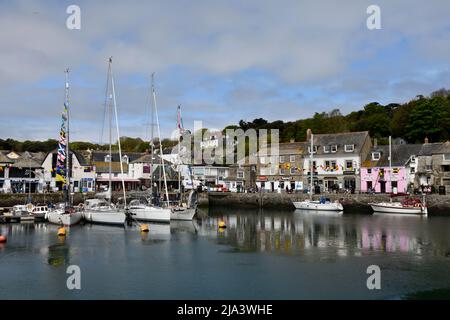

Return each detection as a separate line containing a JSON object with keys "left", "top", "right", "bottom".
{"left": 55, "top": 102, "right": 68, "bottom": 184}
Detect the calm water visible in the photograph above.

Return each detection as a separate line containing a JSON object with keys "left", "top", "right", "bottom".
{"left": 1, "top": 208, "right": 450, "bottom": 299}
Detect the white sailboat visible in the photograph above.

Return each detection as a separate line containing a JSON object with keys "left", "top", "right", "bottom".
{"left": 369, "top": 136, "right": 427, "bottom": 215}
{"left": 128, "top": 74, "right": 171, "bottom": 223}
{"left": 83, "top": 58, "right": 127, "bottom": 225}
{"left": 46, "top": 69, "right": 83, "bottom": 226}
{"left": 292, "top": 131, "right": 344, "bottom": 212}
{"left": 169, "top": 105, "right": 197, "bottom": 220}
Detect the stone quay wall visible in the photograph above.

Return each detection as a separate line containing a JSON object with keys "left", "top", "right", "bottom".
{"left": 203, "top": 192, "right": 450, "bottom": 216}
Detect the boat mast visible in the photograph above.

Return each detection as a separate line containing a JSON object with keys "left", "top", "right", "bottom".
{"left": 310, "top": 133, "right": 314, "bottom": 201}
{"left": 65, "top": 68, "right": 71, "bottom": 207}
{"left": 151, "top": 74, "right": 170, "bottom": 207}
{"left": 110, "top": 57, "right": 127, "bottom": 208}
{"left": 389, "top": 135, "right": 392, "bottom": 200}
{"left": 177, "top": 105, "right": 182, "bottom": 205}
{"left": 150, "top": 74, "right": 155, "bottom": 197}
{"left": 107, "top": 61, "right": 112, "bottom": 205}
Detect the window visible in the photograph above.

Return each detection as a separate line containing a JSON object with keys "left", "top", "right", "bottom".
{"left": 290, "top": 167, "right": 296, "bottom": 174}
{"left": 122, "top": 155, "right": 129, "bottom": 163}
{"left": 392, "top": 168, "right": 399, "bottom": 174}
{"left": 331, "top": 160, "right": 337, "bottom": 168}
{"left": 426, "top": 165, "right": 432, "bottom": 171}
{"left": 279, "top": 156, "right": 285, "bottom": 163}
{"left": 308, "top": 146, "right": 318, "bottom": 153}
{"left": 325, "top": 160, "right": 330, "bottom": 167}
{"left": 367, "top": 168, "right": 372, "bottom": 174}
{"left": 442, "top": 165, "right": 450, "bottom": 172}
{"left": 410, "top": 167, "right": 415, "bottom": 174}
{"left": 410, "top": 156, "right": 416, "bottom": 163}
{"left": 345, "top": 144, "right": 354, "bottom": 152}
{"left": 372, "top": 152, "right": 381, "bottom": 160}
{"left": 237, "top": 171, "right": 244, "bottom": 179}
{"left": 290, "top": 155, "right": 295, "bottom": 163}
{"left": 280, "top": 169, "right": 285, "bottom": 175}
{"left": 104, "top": 155, "right": 111, "bottom": 162}
{"left": 366, "top": 181, "right": 372, "bottom": 190}
{"left": 270, "top": 166, "right": 276, "bottom": 175}
{"left": 323, "top": 145, "right": 331, "bottom": 153}
{"left": 346, "top": 161, "right": 353, "bottom": 170}
{"left": 331, "top": 145, "right": 337, "bottom": 153}
{"left": 391, "top": 181, "right": 398, "bottom": 189}
{"left": 260, "top": 157, "right": 266, "bottom": 164}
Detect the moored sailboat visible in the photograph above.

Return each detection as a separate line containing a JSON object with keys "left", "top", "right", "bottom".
{"left": 292, "top": 131, "right": 343, "bottom": 212}
{"left": 46, "top": 69, "right": 83, "bottom": 226}
{"left": 83, "top": 58, "right": 127, "bottom": 226}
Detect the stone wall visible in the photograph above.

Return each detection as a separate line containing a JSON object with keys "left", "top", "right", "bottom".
{"left": 206, "top": 192, "right": 450, "bottom": 216}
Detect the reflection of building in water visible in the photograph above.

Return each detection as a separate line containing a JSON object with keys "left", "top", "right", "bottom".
{"left": 202, "top": 213, "right": 435, "bottom": 256}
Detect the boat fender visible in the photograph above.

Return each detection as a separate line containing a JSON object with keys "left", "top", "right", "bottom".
{"left": 0, "top": 235, "right": 7, "bottom": 243}
{"left": 57, "top": 227, "right": 67, "bottom": 237}
{"left": 140, "top": 224, "right": 149, "bottom": 232}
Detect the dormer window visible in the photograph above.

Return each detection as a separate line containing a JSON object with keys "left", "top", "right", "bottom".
{"left": 104, "top": 155, "right": 111, "bottom": 162}
{"left": 308, "top": 146, "right": 318, "bottom": 154}
{"left": 372, "top": 152, "right": 381, "bottom": 161}
{"left": 410, "top": 156, "right": 416, "bottom": 163}
{"left": 331, "top": 145, "right": 338, "bottom": 153}
{"left": 324, "top": 145, "right": 331, "bottom": 153}
{"left": 122, "top": 155, "right": 129, "bottom": 164}
{"left": 345, "top": 144, "right": 354, "bottom": 152}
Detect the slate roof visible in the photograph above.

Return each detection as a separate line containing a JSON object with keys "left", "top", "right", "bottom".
{"left": 418, "top": 142, "right": 450, "bottom": 156}
{"left": 0, "top": 152, "right": 13, "bottom": 163}
{"left": 44, "top": 149, "right": 90, "bottom": 166}
{"left": 311, "top": 131, "right": 369, "bottom": 156}
{"left": 362, "top": 144, "right": 423, "bottom": 167}
{"left": 131, "top": 153, "right": 172, "bottom": 165}
{"left": 91, "top": 151, "right": 144, "bottom": 163}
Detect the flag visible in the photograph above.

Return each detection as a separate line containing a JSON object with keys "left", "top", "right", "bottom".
{"left": 56, "top": 102, "right": 68, "bottom": 184}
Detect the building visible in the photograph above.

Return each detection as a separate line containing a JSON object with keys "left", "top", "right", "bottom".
{"left": 415, "top": 141, "right": 450, "bottom": 191}
{"left": 41, "top": 150, "right": 96, "bottom": 193}
{"left": 303, "top": 131, "right": 372, "bottom": 193}
{"left": 256, "top": 140, "right": 306, "bottom": 192}
{"left": 360, "top": 143, "right": 422, "bottom": 193}
{"left": 0, "top": 151, "right": 45, "bottom": 193}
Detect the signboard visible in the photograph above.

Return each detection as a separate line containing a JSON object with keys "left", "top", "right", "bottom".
{"left": 281, "top": 176, "right": 292, "bottom": 181}
{"left": 343, "top": 171, "right": 355, "bottom": 175}
{"left": 258, "top": 176, "right": 268, "bottom": 181}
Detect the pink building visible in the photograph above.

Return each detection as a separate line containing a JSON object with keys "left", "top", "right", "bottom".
{"left": 360, "top": 144, "right": 412, "bottom": 193}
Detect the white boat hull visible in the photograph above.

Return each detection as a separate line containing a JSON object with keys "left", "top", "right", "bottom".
{"left": 130, "top": 206, "right": 171, "bottom": 223}
{"left": 170, "top": 208, "right": 197, "bottom": 221}
{"left": 369, "top": 202, "right": 427, "bottom": 215}
{"left": 46, "top": 210, "right": 83, "bottom": 226}
{"left": 292, "top": 200, "right": 344, "bottom": 211}
{"left": 84, "top": 209, "right": 126, "bottom": 225}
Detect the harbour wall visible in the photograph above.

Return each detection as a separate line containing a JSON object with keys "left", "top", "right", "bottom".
{"left": 203, "top": 192, "right": 450, "bottom": 216}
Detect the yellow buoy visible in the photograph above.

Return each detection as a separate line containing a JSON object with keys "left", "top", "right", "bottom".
{"left": 140, "top": 224, "right": 149, "bottom": 232}
{"left": 57, "top": 227, "right": 67, "bottom": 236}
{"left": 218, "top": 221, "right": 227, "bottom": 229}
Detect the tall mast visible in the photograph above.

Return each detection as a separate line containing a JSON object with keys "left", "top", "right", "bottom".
{"left": 389, "top": 135, "right": 392, "bottom": 198}
{"left": 107, "top": 60, "right": 112, "bottom": 204}
{"left": 152, "top": 74, "right": 170, "bottom": 207}
{"left": 110, "top": 57, "right": 127, "bottom": 208}
{"left": 177, "top": 105, "right": 182, "bottom": 205}
{"left": 150, "top": 74, "right": 155, "bottom": 195}
{"left": 310, "top": 133, "right": 313, "bottom": 201}
{"left": 65, "top": 68, "right": 71, "bottom": 206}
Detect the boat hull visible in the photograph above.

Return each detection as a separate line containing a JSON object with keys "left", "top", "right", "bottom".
{"left": 292, "top": 200, "right": 344, "bottom": 211}
{"left": 47, "top": 210, "right": 83, "bottom": 226}
{"left": 130, "top": 207, "right": 171, "bottom": 223}
{"left": 369, "top": 202, "right": 427, "bottom": 214}
{"left": 170, "top": 208, "right": 196, "bottom": 221}
{"left": 84, "top": 209, "right": 126, "bottom": 225}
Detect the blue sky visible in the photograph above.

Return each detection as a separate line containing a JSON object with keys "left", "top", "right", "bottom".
{"left": 1, "top": 0, "right": 450, "bottom": 142}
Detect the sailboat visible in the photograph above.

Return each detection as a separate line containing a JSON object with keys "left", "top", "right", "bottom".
{"left": 292, "top": 131, "right": 343, "bottom": 211}
{"left": 169, "top": 105, "right": 197, "bottom": 220}
{"left": 128, "top": 74, "right": 171, "bottom": 223}
{"left": 369, "top": 136, "right": 427, "bottom": 215}
{"left": 83, "top": 58, "right": 127, "bottom": 225}
{"left": 46, "top": 69, "right": 83, "bottom": 226}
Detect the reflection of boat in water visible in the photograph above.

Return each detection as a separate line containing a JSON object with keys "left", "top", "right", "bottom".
{"left": 294, "top": 209, "right": 343, "bottom": 217}
{"left": 170, "top": 220, "right": 198, "bottom": 234}
{"left": 47, "top": 237, "right": 70, "bottom": 267}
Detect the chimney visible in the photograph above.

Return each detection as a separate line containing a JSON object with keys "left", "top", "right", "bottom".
{"left": 306, "top": 129, "right": 312, "bottom": 141}
{"left": 290, "top": 138, "right": 295, "bottom": 143}
{"left": 424, "top": 137, "right": 429, "bottom": 144}
{"left": 374, "top": 138, "right": 377, "bottom": 148}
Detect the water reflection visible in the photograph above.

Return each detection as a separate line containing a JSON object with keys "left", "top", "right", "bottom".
{"left": 197, "top": 208, "right": 450, "bottom": 257}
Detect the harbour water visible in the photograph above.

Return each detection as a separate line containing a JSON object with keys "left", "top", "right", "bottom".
{"left": 1, "top": 208, "right": 450, "bottom": 299}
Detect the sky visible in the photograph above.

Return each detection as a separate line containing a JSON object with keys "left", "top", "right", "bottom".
{"left": 1, "top": 0, "right": 450, "bottom": 142}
